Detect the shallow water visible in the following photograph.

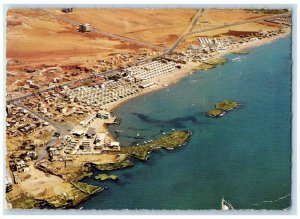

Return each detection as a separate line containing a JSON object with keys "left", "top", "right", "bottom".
{"left": 80, "top": 36, "right": 292, "bottom": 210}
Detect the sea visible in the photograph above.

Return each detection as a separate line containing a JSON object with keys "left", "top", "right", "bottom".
{"left": 79, "top": 36, "right": 292, "bottom": 210}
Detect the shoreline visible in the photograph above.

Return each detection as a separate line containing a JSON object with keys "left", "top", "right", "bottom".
{"left": 6, "top": 29, "right": 291, "bottom": 210}
{"left": 102, "top": 31, "right": 291, "bottom": 138}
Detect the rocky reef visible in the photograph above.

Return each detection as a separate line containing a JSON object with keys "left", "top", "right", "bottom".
{"left": 207, "top": 100, "right": 240, "bottom": 118}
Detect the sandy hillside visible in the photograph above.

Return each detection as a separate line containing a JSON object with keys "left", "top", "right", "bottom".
{"left": 6, "top": 8, "right": 136, "bottom": 65}
{"left": 45, "top": 8, "right": 197, "bottom": 47}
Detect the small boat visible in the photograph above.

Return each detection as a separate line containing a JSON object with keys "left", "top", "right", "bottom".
{"left": 162, "top": 132, "right": 166, "bottom": 135}
{"left": 135, "top": 133, "right": 143, "bottom": 139}
{"left": 221, "top": 197, "right": 234, "bottom": 210}
{"left": 79, "top": 207, "right": 84, "bottom": 210}
{"left": 135, "top": 133, "right": 142, "bottom": 139}
{"left": 172, "top": 128, "right": 175, "bottom": 131}
{"left": 166, "top": 147, "right": 174, "bottom": 150}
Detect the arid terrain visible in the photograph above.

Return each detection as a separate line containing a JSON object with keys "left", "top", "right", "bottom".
{"left": 5, "top": 7, "right": 291, "bottom": 209}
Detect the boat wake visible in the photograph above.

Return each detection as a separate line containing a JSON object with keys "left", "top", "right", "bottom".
{"left": 252, "top": 194, "right": 291, "bottom": 206}
{"left": 232, "top": 57, "right": 241, "bottom": 62}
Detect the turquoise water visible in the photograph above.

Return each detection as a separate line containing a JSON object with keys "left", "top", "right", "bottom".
{"left": 80, "top": 36, "right": 292, "bottom": 210}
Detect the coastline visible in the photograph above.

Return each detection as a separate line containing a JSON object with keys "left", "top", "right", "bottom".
{"left": 103, "top": 30, "right": 291, "bottom": 138}
{"left": 6, "top": 29, "right": 291, "bottom": 210}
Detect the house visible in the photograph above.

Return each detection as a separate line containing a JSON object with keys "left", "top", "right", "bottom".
{"left": 94, "top": 133, "right": 106, "bottom": 149}
{"left": 27, "top": 151, "right": 37, "bottom": 160}
{"left": 81, "top": 139, "right": 92, "bottom": 151}
{"left": 53, "top": 140, "right": 64, "bottom": 150}
{"left": 103, "top": 141, "right": 120, "bottom": 152}
{"left": 79, "top": 23, "right": 92, "bottom": 32}
{"left": 15, "top": 159, "right": 29, "bottom": 172}
{"left": 139, "top": 81, "right": 154, "bottom": 89}
{"left": 62, "top": 8, "right": 73, "bottom": 13}
{"left": 97, "top": 110, "right": 111, "bottom": 119}
{"left": 85, "top": 127, "right": 96, "bottom": 138}
{"left": 71, "top": 127, "right": 85, "bottom": 137}
{"left": 5, "top": 170, "right": 13, "bottom": 193}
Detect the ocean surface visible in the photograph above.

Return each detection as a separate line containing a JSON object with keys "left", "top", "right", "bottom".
{"left": 80, "top": 36, "right": 292, "bottom": 210}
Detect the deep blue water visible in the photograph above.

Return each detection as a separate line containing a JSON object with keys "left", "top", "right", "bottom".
{"left": 80, "top": 36, "right": 292, "bottom": 210}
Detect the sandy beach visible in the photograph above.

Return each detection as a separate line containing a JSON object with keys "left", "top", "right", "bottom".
{"left": 95, "top": 29, "right": 291, "bottom": 143}
{"left": 104, "top": 29, "right": 291, "bottom": 114}
{"left": 5, "top": 7, "right": 293, "bottom": 210}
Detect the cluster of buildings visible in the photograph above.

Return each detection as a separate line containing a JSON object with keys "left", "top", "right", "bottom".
{"left": 125, "top": 60, "right": 181, "bottom": 81}
{"left": 172, "top": 27, "right": 287, "bottom": 64}
{"left": 61, "top": 79, "right": 139, "bottom": 107}
{"left": 14, "top": 79, "right": 40, "bottom": 93}
{"left": 60, "top": 58, "right": 185, "bottom": 107}
{"left": 22, "top": 89, "right": 101, "bottom": 124}
{"left": 8, "top": 150, "right": 37, "bottom": 185}
{"left": 265, "top": 15, "right": 292, "bottom": 26}
{"left": 5, "top": 170, "right": 13, "bottom": 193}
{"left": 48, "top": 111, "right": 120, "bottom": 160}
{"left": 6, "top": 104, "right": 48, "bottom": 138}
{"left": 94, "top": 51, "right": 156, "bottom": 71}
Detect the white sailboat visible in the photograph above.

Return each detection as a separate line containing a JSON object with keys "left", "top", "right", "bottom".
{"left": 221, "top": 197, "right": 234, "bottom": 210}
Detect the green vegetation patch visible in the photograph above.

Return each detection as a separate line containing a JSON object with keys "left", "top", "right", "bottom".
{"left": 215, "top": 100, "right": 240, "bottom": 111}
{"left": 46, "top": 195, "right": 70, "bottom": 208}
{"left": 95, "top": 174, "right": 118, "bottom": 181}
{"left": 207, "top": 109, "right": 224, "bottom": 117}
{"left": 122, "top": 131, "right": 192, "bottom": 161}
{"left": 207, "top": 100, "right": 240, "bottom": 118}
{"left": 10, "top": 194, "right": 45, "bottom": 209}
{"left": 71, "top": 181, "right": 103, "bottom": 195}
{"left": 45, "top": 182, "right": 103, "bottom": 208}
{"left": 233, "top": 50, "right": 249, "bottom": 55}
{"left": 193, "top": 63, "right": 215, "bottom": 71}
{"left": 8, "top": 185, "right": 101, "bottom": 209}
{"left": 194, "top": 58, "right": 227, "bottom": 71}
{"left": 95, "top": 159, "right": 134, "bottom": 171}
{"left": 206, "top": 57, "right": 227, "bottom": 65}
{"left": 76, "top": 172, "right": 93, "bottom": 181}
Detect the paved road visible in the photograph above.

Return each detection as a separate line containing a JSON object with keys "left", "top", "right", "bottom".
{"left": 16, "top": 101, "right": 73, "bottom": 160}
{"left": 15, "top": 101, "right": 70, "bottom": 135}
{"left": 165, "top": 9, "right": 203, "bottom": 54}
{"left": 37, "top": 9, "right": 166, "bottom": 50}
{"left": 7, "top": 12, "right": 290, "bottom": 105}
{"left": 8, "top": 10, "right": 291, "bottom": 160}
{"left": 188, "top": 13, "right": 291, "bottom": 36}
